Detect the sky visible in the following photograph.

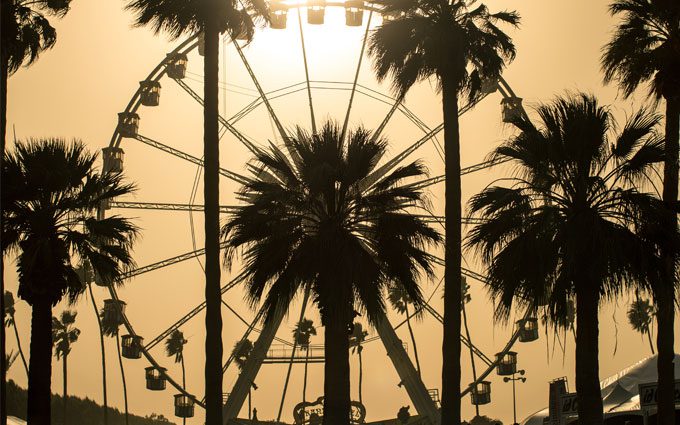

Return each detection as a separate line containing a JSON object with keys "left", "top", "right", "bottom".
{"left": 4, "top": 1, "right": 680, "bottom": 424}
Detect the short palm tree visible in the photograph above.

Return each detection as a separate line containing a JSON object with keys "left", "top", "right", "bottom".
{"left": 231, "top": 338, "right": 255, "bottom": 419}
{"left": 223, "top": 121, "right": 441, "bottom": 425}
{"left": 387, "top": 286, "right": 421, "bottom": 376}
{"left": 627, "top": 297, "right": 656, "bottom": 354}
{"left": 465, "top": 93, "right": 668, "bottom": 425}
{"left": 166, "top": 330, "right": 188, "bottom": 425}
{"left": 52, "top": 309, "right": 80, "bottom": 425}
{"left": 4, "top": 290, "right": 27, "bottom": 375}
{"left": 1, "top": 138, "right": 138, "bottom": 424}
{"left": 100, "top": 306, "right": 130, "bottom": 425}
{"left": 293, "top": 318, "right": 317, "bottom": 405}
{"left": 349, "top": 323, "right": 368, "bottom": 406}
{"left": 368, "top": 3, "right": 519, "bottom": 422}
{"left": 122, "top": 2, "right": 267, "bottom": 422}
{"left": 601, "top": 3, "right": 680, "bottom": 421}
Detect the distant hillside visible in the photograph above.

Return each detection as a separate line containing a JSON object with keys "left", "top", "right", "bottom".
{"left": 6, "top": 380, "right": 177, "bottom": 425}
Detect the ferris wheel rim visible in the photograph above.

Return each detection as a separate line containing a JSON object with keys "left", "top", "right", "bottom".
{"left": 103, "top": 12, "right": 531, "bottom": 417}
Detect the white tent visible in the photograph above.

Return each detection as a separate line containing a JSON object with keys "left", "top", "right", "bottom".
{"left": 522, "top": 354, "right": 680, "bottom": 425}
{"left": 8, "top": 417, "right": 27, "bottom": 425}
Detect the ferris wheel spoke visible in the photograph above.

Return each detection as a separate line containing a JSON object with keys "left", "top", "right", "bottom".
{"left": 361, "top": 123, "right": 444, "bottom": 190}
{"left": 109, "top": 201, "right": 237, "bottom": 214}
{"left": 414, "top": 214, "right": 486, "bottom": 226}
{"left": 132, "top": 134, "right": 249, "bottom": 185}
{"left": 173, "top": 78, "right": 264, "bottom": 156}
{"left": 297, "top": 8, "right": 317, "bottom": 134}
{"left": 143, "top": 273, "right": 246, "bottom": 351}
{"left": 421, "top": 302, "right": 493, "bottom": 366}
{"left": 405, "top": 157, "right": 510, "bottom": 191}
{"left": 371, "top": 94, "right": 405, "bottom": 143}
{"left": 120, "top": 242, "right": 228, "bottom": 281}
{"left": 341, "top": 10, "right": 374, "bottom": 140}
{"left": 230, "top": 38, "right": 290, "bottom": 143}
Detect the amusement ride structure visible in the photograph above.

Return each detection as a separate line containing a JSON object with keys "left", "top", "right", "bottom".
{"left": 92, "top": 1, "right": 539, "bottom": 424}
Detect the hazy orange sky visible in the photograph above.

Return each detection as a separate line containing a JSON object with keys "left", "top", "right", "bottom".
{"left": 5, "top": 1, "right": 680, "bottom": 424}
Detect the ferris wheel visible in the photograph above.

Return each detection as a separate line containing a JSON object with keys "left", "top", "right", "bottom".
{"left": 94, "top": 1, "right": 539, "bottom": 424}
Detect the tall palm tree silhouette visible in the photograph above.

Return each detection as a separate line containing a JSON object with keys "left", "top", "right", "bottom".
{"left": 1, "top": 138, "right": 138, "bottom": 424}
{"left": 601, "top": 3, "right": 680, "bottom": 421}
{"left": 1, "top": 1, "right": 73, "bottom": 416}
{"left": 223, "top": 122, "right": 441, "bottom": 425}
{"left": 231, "top": 338, "right": 255, "bottom": 419}
{"left": 349, "top": 323, "right": 368, "bottom": 406}
{"left": 100, "top": 305, "right": 130, "bottom": 425}
{"left": 293, "top": 318, "right": 316, "bottom": 406}
{"left": 166, "top": 330, "right": 189, "bottom": 425}
{"left": 465, "top": 94, "right": 669, "bottom": 425}
{"left": 368, "top": 3, "right": 519, "bottom": 423}
{"left": 52, "top": 310, "right": 80, "bottom": 425}
{"left": 122, "top": 2, "right": 268, "bottom": 422}
{"left": 627, "top": 297, "right": 656, "bottom": 354}
{"left": 4, "top": 290, "right": 27, "bottom": 375}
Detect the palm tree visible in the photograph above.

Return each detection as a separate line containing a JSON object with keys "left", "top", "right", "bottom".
{"left": 367, "top": 3, "right": 519, "bottom": 423}
{"left": 122, "top": 2, "right": 267, "bottom": 422}
{"left": 1, "top": 138, "right": 138, "bottom": 424}
{"left": 465, "top": 93, "right": 668, "bottom": 425}
{"left": 601, "top": 3, "right": 680, "bottom": 422}
{"left": 100, "top": 306, "right": 130, "bottom": 425}
{"left": 4, "top": 290, "right": 28, "bottom": 375}
{"left": 349, "top": 323, "right": 368, "bottom": 406}
{"left": 293, "top": 318, "right": 317, "bottom": 406}
{"left": 222, "top": 121, "right": 441, "bottom": 425}
{"left": 387, "top": 286, "right": 421, "bottom": 376}
{"left": 52, "top": 310, "right": 80, "bottom": 425}
{"left": 1, "top": 2, "right": 73, "bottom": 417}
{"left": 627, "top": 296, "right": 656, "bottom": 354}
{"left": 166, "top": 330, "right": 188, "bottom": 425}
{"left": 231, "top": 338, "right": 254, "bottom": 419}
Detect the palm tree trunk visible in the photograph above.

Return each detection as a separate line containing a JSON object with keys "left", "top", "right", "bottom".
{"left": 575, "top": 287, "right": 603, "bottom": 425}
{"left": 404, "top": 305, "right": 421, "bottom": 376}
{"left": 440, "top": 76, "right": 462, "bottom": 425}
{"left": 88, "top": 284, "right": 108, "bottom": 425}
{"left": 115, "top": 334, "right": 129, "bottom": 425}
{"left": 203, "top": 8, "right": 223, "bottom": 425}
{"left": 646, "top": 330, "right": 655, "bottom": 355}
{"left": 63, "top": 353, "right": 68, "bottom": 425}
{"left": 27, "top": 298, "right": 53, "bottom": 425}
{"left": 323, "top": 308, "right": 351, "bottom": 425}
{"left": 656, "top": 95, "right": 678, "bottom": 425}
{"left": 358, "top": 350, "right": 363, "bottom": 406}
{"left": 462, "top": 303, "right": 479, "bottom": 417}
{"left": 181, "top": 356, "right": 186, "bottom": 425}
{"left": 12, "top": 320, "right": 29, "bottom": 375}
{"left": 303, "top": 349, "right": 309, "bottom": 404}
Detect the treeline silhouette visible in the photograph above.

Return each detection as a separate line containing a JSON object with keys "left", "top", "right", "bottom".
{"left": 5, "top": 380, "right": 176, "bottom": 425}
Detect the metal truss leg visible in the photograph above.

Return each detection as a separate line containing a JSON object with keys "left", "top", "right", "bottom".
{"left": 375, "top": 310, "right": 441, "bottom": 425}
{"left": 222, "top": 302, "right": 287, "bottom": 423}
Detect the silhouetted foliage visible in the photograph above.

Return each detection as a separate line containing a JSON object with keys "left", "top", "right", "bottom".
{"left": 466, "top": 93, "right": 669, "bottom": 425}
{"left": 223, "top": 121, "right": 441, "bottom": 425}
{"left": 5, "top": 379, "right": 176, "bottom": 425}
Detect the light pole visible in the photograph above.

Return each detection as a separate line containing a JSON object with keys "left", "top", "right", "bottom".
{"left": 503, "top": 369, "right": 526, "bottom": 425}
